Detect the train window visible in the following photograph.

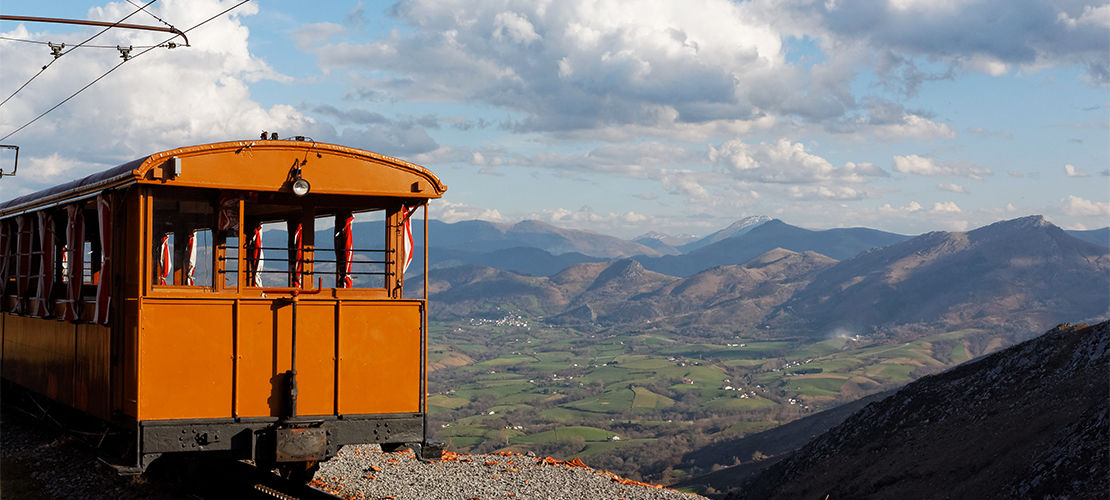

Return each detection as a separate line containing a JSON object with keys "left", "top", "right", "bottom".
{"left": 311, "top": 209, "right": 386, "bottom": 289}
{"left": 349, "top": 210, "right": 387, "bottom": 289}
{"left": 152, "top": 195, "right": 215, "bottom": 287}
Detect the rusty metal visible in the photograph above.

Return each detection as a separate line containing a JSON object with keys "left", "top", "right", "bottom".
{"left": 275, "top": 427, "right": 327, "bottom": 462}
{"left": 0, "top": 15, "right": 189, "bottom": 46}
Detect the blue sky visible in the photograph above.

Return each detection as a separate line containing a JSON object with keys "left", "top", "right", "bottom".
{"left": 1, "top": 0, "right": 1107, "bottom": 238}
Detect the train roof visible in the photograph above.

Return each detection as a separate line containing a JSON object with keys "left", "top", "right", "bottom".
{"left": 1, "top": 140, "right": 446, "bottom": 216}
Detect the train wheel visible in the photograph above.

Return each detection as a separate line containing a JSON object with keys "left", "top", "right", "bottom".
{"left": 277, "top": 460, "right": 319, "bottom": 484}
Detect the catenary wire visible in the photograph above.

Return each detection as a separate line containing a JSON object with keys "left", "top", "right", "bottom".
{"left": 0, "top": 35, "right": 176, "bottom": 49}
{"left": 0, "top": 0, "right": 251, "bottom": 142}
{"left": 126, "top": 0, "right": 176, "bottom": 30}
{"left": 0, "top": 0, "right": 161, "bottom": 109}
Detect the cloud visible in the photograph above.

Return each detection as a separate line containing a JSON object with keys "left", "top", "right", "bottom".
{"left": 0, "top": 0, "right": 312, "bottom": 196}
{"left": 1007, "top": 170, "right": 1024, "bottom": 178}
{"left": 932, "top": 201, "right": 962, "bottom": 212}
{"left": 967, "top": 127, "right": 1013, "bottom": 139}
{"left": 892, "top": 155, "right": 992, "bottom": 179}
{"left": 296, "top": 0, "right": 962, "bottom": 141}
{"left": 785, "top": 185, "right": 866, "bottom": 200}
{"left": 1057, "top": 195, "right": 1110, "bottom": 216}
{"left": 711, "top": 138, "right": 888, "bottom": 183}
{"left": 937, "top": 182, "right": 969, "bottom": 194}
{"left": 1063, "top": 163, "right": 1091, "bottom": 177}
{"left": 431, "top": 200, "right": 508, "bottom": 223}
{"left": 813, "top": 0, "right": 1110, "bottom": 86}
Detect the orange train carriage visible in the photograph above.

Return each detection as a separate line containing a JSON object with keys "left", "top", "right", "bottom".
{"left": 0, "top": 139, "right": 446, "bottom": 480}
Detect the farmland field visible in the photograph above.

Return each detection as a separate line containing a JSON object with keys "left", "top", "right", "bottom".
{"left": 424, "top": 319, "right": 1011, "bottom": 484}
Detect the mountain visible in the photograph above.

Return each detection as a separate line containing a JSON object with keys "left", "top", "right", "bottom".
{"left": 425, "top": 219, "right": 663, "bottom": 258}
{"left": 419, "top": 265, "right": 569, "bottom": 319}
{"left": 779, "top": 215, "right": 1110, "bottom": 334}
{"left": 679, "top": 215, "right": 774, "bottom": 253}
{"left": 673, "top": 391, "right": 892, "bottom": 494}
{"left": 636, "top": 219, "right": 909, "bottom": 277}
{"left": 729, "top": 321, "right": 1109, "bottom": 500}
{"left": 1067, "top": 227, "right": 1110, "bottom": 247}
{"left": 633, "top": 231, "right": 700, "bottom": 256}
{"left": 427, "top": 247, "right": 609, "bottom": 277}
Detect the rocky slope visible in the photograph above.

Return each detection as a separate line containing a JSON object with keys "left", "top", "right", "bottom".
{"left": 780, "top": 215, "right": 1110, "bottom": 333}
{"left": 728, "top": 321, "right": 1109, "bottom": 500}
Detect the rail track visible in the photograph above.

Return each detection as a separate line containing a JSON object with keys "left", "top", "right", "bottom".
{"left": 160, "top": 457, "right": 344, "bottom": 500}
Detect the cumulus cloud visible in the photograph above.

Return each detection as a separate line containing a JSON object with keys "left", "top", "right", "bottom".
{"left": 1063, "top": 163, "right": 1091, "bottom": 177}
{"left": 0, "top": 0, "right": 313, "bottom": 195}
{"left": 813, "top": 0, "right": 1110, "bottom": 86}
{"left": 296, "top": 0, "right": 964, "bottom": 140}
{"left": 711, "top": 138, "right": 888, "bottom": 183}
{"left": 431, "top": 200, "right": 508, "bottom": 223}
{"left": 932, "top": 201, "right": 962, "bottom": 212}
{"left": 937, "top": 182, "right": 969, "bottom": 194}
{"left": 892, "top": 155, "right": 992, "bottom": 179}
{"left": 1057, "top": 195, "right": 1110, "bottom": 216}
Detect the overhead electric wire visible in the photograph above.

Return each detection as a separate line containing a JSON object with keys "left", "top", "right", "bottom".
{"left": 127, "top": 0, "right": 176, "bottom": 31}
{"left": 0, "top": 0, "right": 252, "bottom": 143}
{"left": 0, "top": 35, "right": 175, "bottom": 49}
{"left": 0, "top": 0, "right": 161, "bottom": 109}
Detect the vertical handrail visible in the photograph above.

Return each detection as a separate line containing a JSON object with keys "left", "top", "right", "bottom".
{"left": 263, "top": 278, "right": 322, "bottom": 419}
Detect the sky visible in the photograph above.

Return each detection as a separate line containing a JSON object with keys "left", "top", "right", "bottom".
{"left": 1, "top": 0, "right": 1107, "bottom": 239}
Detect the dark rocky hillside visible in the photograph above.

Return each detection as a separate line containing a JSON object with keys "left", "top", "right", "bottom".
{"left": 728, "top": 321, "right": 1109, "bottom": 500}
{"left": 779, "top": 215, "right": 1110, "bottom": 333}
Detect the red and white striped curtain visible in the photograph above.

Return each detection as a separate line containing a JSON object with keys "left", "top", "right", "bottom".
{"left": 158, "top": 234, "right": 172, "bottom": 285}
{"left": 94, "top": 194, "right": 111, "bottom": 325}
{"left": 0, "top": 220, "right": 11, "bottom": 311}
{"left": 184, "top": 230, "right": 197, "bottom": 286}
{"left": 401, "top": 206, "right": 414, "bottom": 275}
{"left": 288, "top": 220, "right": 303, "bottom": 288}
{"left": 62, "top": 204, "right": 84, "bottom": 322}
{"left": 34, "top": 211, "right": 56, "bottom": 317}
{"left": 335, "top": 212, "right": 353, "bottom": 288}
{"left": 14, "top": 215, "right": 33, "bottom": 314}
{"left": 247, "top": 223, "right": 264, "bottom": 287}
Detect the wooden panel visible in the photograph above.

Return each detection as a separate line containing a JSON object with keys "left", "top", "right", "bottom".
{"left": 237, "top": 300, "right": 293, "bottom": 418}
{"left": 295, "top": 302, "right": 336, "bottom": 416}
{"left": 1, "top": 315, "right": 75, "bottom": 406}
{"left": 74, "top": 323, "right": 111, "bottom": 420}
{"left": 121, "top": 298, "right": 140, "bottom": 417}
{"left": 339, "top": 302, "right": 421, "bottom": 415}
{"left": 236, "top": 300, "right": 336, "bottom": 418}
{"left": 139, "top": 301, "right": 233, "bottom": 420}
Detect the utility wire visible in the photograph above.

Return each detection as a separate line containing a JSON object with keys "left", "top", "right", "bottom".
{"left": 0, "top": 35, "right": 175, "bottom": 49}
{"left": 0, "top": 0, "right": 161, "bottom": 108}
{"left": 126, "top": 0, "right": 176, "bottom": 30}
{"left": 0, "top": 0, "right": 252, "bottom": 142}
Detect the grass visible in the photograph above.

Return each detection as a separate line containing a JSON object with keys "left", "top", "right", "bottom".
{"left": 565, "top": 389, "right": 635, "bottom": 413}
{"left": 428, "top": 394, "right": 470, "bottom": 409}
{"left": 702, "top": 397, "right": 777, "bottom": 411}
{"left": 511, "top": 426, "right": 618, "bottom": 444}
{"left": 785, "top": 376, "right": 848, "bottom": 397}
{"left": 631, "top": 387, "right": 675, "bottom": 409}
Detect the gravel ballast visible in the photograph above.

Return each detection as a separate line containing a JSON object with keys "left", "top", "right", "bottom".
{"left": 312, "top": 446, "right": 706, "bottom": 500}
{"left": 3, "top": 406, "right": 706, "bottom": 500}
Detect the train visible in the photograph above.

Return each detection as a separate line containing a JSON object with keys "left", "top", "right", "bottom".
{"left": 0, "top": 138, "right": 446, "bottom": 482}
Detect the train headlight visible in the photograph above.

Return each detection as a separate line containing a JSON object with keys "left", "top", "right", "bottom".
{"left": 292, "top": 178, "right": 311, "bottom": 196}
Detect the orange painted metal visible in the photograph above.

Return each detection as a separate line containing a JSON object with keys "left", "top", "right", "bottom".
{"left": 338, "top": 301, "right": 422, "bottom": 415}
{"left": 138, "top": 300, "right": 234, "bottom": 420}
